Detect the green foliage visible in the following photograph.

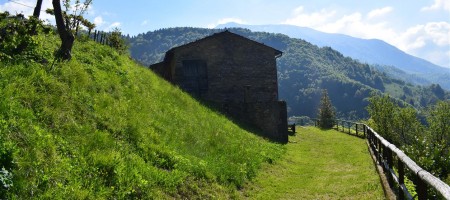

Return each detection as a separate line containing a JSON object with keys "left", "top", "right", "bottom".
{"left": 393, "top": 106, "right": 424, "bottom": 145}
{"left": 367, "top": 94, "right": 450, "bottom": 185}
{"left": 0, "top": 32, "right": 284, "bottom": 198}
{"left": 45, "top": 0, "right": 94, "bottom": 35}
{"left": 424, "top": 101, "right": 450, "bottom": 179}
{"left": 317, "top": 89, "right": 336, "bottom": 129}
{"left": 127, "top": 27, "right": 449, "bottom": 120}
{"left": 367, "top": 94, "right": 397, "bottom": 144}
{"left": 108, "top": 28, "right": 128, "bottom": 54}
{"left": 0, "top": 12, "right": 52, "bottom": 63}
{"left": 0, "top": 120, "right": 15, "bottom": 198}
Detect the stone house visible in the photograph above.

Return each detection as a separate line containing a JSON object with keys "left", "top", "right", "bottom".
{"left": 150, "top": 30, "right": 288, "bottom": 143}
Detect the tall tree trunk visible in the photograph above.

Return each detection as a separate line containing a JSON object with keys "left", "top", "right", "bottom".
{"left": 52, "top": 0, "right": 74, "bottom": 61}
{"left": 33, "top": 0, "right": 43, "bottom": 18}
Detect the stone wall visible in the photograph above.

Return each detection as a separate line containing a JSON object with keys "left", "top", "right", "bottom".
{"left": 226, "top": 101, "right": 288, "bottom": 143}
{"left": 169, "top": 32, "right": 279, "bottom": 103}
{"left": 151, "top": 31, "right": 288, "bottom": 143}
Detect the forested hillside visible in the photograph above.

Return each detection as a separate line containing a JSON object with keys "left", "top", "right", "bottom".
{"left": 216, "top": 23, "right": 450, "bottom": 90}
{"left": 128, "top": 28, "right": 449, "bottom": 119}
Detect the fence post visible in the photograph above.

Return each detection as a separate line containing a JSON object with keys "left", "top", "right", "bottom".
{"left": 398, "top": 160, "right": 405, "bottom": 200}
{"left": 97, "top": 30, "right": 100, "bottom": 42}
{"left": 356, "top": 124, "right": 359, "bottom": 135}
{"left": 377, "top": 138, "right": 382, "bottom": 164}
{"left": 364, "top": 125, "right": 366, "bottom": 138}
{"left": 416, "top": 176, "right": 427, "bottom": 200}
{"left": 387, "top": 148, "right": 394, "bottom": 186}
{"left": 348, "top": 122, "right": 351, "bottom": 133}
{"left": 292, "top": 123, "right": 296, "bottom": 133}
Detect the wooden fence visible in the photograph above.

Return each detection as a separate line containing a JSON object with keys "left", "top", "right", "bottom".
{"left": 313, "top": 119, "right": 450, "bottom": 200}
{"left": 335, "top": 119, "right": 365, "bottom": 138}
{"left": 89, "top": 30, "right": 110, "bottom": 45}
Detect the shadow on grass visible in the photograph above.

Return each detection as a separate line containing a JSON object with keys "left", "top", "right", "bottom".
{"left": 191, "top": 97, "right": 288, "bottom": 144}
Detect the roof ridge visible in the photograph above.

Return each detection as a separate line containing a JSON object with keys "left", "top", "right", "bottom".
{"left": 168, "top": 30, "right": 282, "bottom": 56}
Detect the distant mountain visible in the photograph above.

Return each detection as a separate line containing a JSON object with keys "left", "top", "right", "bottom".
{"left": 216, "top": 23, "right": 450, "bottom": 89}
{"left": 127, "top": 27, "right": 449, "bottom": 119}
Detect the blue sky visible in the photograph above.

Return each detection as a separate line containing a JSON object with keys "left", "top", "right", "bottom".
{"left": 1, "top": 0, "right": 449, "bottom": 68}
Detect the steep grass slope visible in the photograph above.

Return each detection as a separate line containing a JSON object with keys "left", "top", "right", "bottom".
{"left": 0, "top": 33, "right": 283, "bottom": 199}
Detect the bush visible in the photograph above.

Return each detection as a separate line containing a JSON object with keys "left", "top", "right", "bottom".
{"left": 0, "top": 12, "right": 52, "bottom": 63}
{"left": 0, "top": 120, "right": 14, "bottom": 198}
{"left": 108, "top": 28, "right": 128, "bottom": 54}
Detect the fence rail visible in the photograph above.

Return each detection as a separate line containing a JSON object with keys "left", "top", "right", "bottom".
{"left": 313, "top": 119, "right": 450, "bottom": 200}
{"left": 335, "top": 119, "right": 365, "bottom": 138}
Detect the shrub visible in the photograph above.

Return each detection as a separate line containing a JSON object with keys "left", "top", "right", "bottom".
{"left": 108, "top": 28, "right": 128, "bottom": 54}
{"left": 0, "top": 12, "right": 52, "bottom": 63}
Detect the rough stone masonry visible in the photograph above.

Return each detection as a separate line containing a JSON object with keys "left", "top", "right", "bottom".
{"left": 151, "top": 30, "right": 288, "bottom": 143}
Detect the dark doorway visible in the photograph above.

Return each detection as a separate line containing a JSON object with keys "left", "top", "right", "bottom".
{"left": 180, "top": 60, "right": 208, "bottom": 96}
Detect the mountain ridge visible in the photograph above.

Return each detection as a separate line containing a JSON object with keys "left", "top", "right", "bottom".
{"left": 127, "top": 27, "right": 449, "bottom": 119}
{"left": 216, "top": 23, "right": 450, "bottom": 89}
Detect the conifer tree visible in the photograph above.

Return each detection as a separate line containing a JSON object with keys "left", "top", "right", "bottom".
{"left": 317, "top": 89, "right": 336, "bottom": 129}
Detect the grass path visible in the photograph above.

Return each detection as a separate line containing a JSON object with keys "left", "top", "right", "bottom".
{"left": 240, "top": 126, "right": 385, "bottom": 199}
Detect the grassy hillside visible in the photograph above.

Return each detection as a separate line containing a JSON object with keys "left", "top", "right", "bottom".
{"left": 128, "top": 27, "right": 449, "bottom": 119}
{"left": 0, "top": 30, "right": 284, "bottom": 198}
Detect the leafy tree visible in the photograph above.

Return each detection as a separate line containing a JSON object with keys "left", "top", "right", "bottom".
{"left": 367, "top": 94, "right": 450, "bottom": 185}
{"left": 426, "top": 101, "right": 450, "bottom": 179}
{"left": 52, "top": 0, "right": 75, "bottom": 60}
{"left": 108, "top": 27, "right": 128, "bottom": 54}
{"left": 367, "top": 94, "right": 397, "bottom": 143}
{"left": 61, "top": 0, "right": 93, "bottom": 35}
{"left": 392, "top": 106, "right": 423, "bottom": 145}
{"left": 317, "top": 89, "right": 336, "bottom": 129}
{"left": 428, "top": 101, "right": 450, "bottom": 146}
{"left": 49, "top": 0, "right": 94, "bottom": 60}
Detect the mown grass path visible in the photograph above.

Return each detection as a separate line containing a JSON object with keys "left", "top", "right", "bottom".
{"left": 240, "top": 126, "right": 385, "bottom": 199}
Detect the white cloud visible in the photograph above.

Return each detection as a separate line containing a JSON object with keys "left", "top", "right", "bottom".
{"left": 283, "top": 7, "right": 396, "bottom": 41}
{"left": 397, "top": 22, "right": 450, "bottom": 51}
{"left": 367, "top": 7, "right": 393, "bottom": 20}
{"left": 421, "top": 0, "right": 450, "bottom": 11}
{"left": 106, "top": 22, "right": 121, "bottom": 31}
{"left": 207, "top": 18, "right": 246, "bottom": 28}
{"left": 283, "top": 6, "right": 336, "bottom": 27}
{"left": 141, "top": 20, "right": 148, "bottom": 26}
{"left": 94, "top": 16, "right": 104, "bottom": 26}
{"left": 389, "top": 22, "right": 450, "bottom": 67}
{"left": 283, "top": 6, "right": 450, "bottom": 67}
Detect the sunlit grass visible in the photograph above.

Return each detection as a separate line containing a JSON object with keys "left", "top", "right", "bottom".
{"left": 240, "top": 126, "right": 385, "bottom": 199}
{"left": 0, "top": 33, "right": 284, "bottom": 199}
